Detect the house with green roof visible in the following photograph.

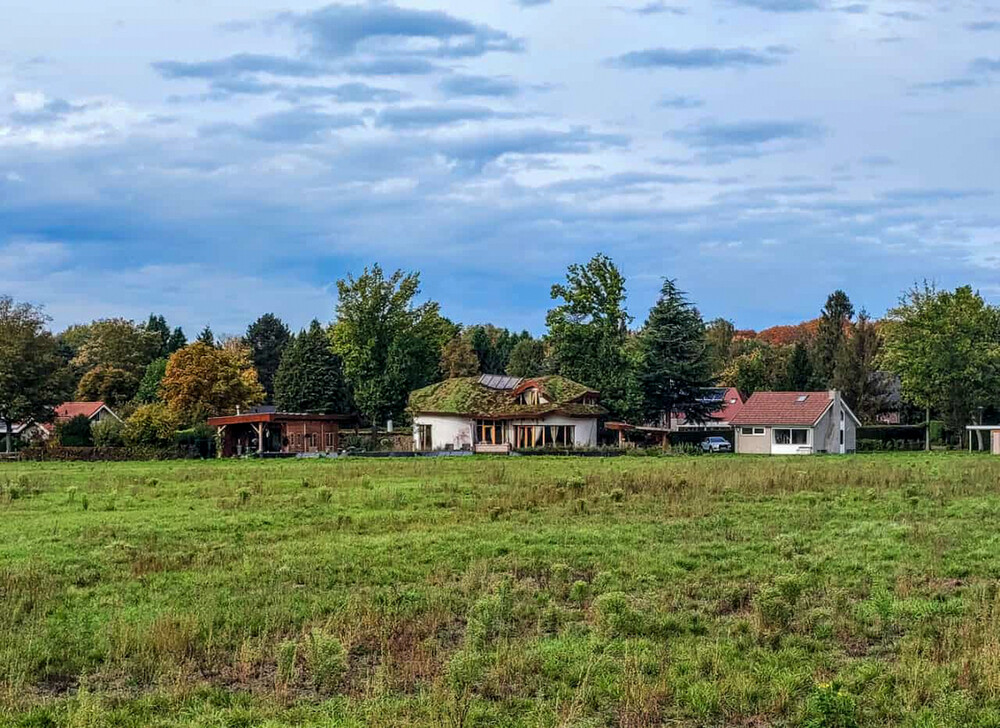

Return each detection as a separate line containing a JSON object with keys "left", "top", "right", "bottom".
{"left": 408, "top": 374, "right": 607, "bottom": 453}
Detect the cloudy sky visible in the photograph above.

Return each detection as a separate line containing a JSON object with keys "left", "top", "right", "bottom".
{"left": 1, "top": 0, "right": 998, "bottom": 336}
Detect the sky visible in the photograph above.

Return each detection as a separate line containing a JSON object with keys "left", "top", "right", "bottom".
{"left": 1, "top": 0, "right": 998, "bottom": 337}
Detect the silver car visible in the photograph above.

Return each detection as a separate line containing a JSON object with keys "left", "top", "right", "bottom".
{"left": 701, "top": 436, "right": 732, "bottom": 453}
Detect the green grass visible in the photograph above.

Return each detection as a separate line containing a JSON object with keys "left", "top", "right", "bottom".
{"left": 3, "top": 453, "right": 1000, "bottom": 726}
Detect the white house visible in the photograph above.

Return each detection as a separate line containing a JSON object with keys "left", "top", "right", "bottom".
{"left": 409, "top": 374, "right": 605, "bottom": 453}
{"left": 731, "top": 390, "right": 859, "bottom": 455}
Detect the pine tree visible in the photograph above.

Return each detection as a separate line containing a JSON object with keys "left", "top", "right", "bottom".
{"left": 834, "top": 310, "right": 888, "bottom": 422}
{"left": 785, "top": 342, "right": 816, "bottom": 391}
{"left": 196, "top": 326, "right": 216, "bottom": 347}
{"left": 145, "top": 314, "right": 171, "bottom": 358}
{"left": 274, "top": 321, "right": 353, "bottom": 414}
{"left": 812, "top": 290, "right": 854, "bottom": 385}
{"left": 246, "top": 314, "right": 292, "bottom": 402}
{"left": 166, "top": 327, "right": 187, "bottom": 354}
{"left": 638, "top": 279, "right": 716, "bottom": 424}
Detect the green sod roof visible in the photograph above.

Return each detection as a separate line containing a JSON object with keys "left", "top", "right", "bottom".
{"left": 408, "top": 375, "right": 605, "bottom": 419}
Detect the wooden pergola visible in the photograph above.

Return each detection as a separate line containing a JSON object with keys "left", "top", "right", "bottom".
{"left": 207, "top": 412, "right": 357, "bottom": 457}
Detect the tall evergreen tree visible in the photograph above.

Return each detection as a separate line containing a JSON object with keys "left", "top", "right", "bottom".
{"left": 812, "top": 290, "right": 854, "bottom": 385}
{"left": 196, "top": 326, "right": 216, "bottom": 347}
{"left": 246, "top": 313, "right": 292, "bottom": 401}
{"left": 834, "top": 310, "right": 889, "bottom": 422}
{"left": 637, "top": 280, "right": 716, "bottom": 425}
{"left": 145, "top": 314, "right": 171, "bottom": 358}
{"left": 274, "top": 321, "right": 353, "bottom": 414}
{"left": 785, "top": 342, "right": 816, "bottom": 391}
{"left": 167, "top": 327, "right": 187, "bottom": 354}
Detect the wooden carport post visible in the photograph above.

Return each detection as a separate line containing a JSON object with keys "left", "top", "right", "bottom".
{"left": 256, "top": 422, "right": 265, "bottom": 455}
{"left": 216, "top": 425, "right": 226, "bottom": 458}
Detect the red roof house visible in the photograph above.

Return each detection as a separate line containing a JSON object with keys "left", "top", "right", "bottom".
{"left": 36, "top": 401, "right": 121, "bottom": 438}
{"left": 731, "top": 390, "right": 859, "bottom": 455}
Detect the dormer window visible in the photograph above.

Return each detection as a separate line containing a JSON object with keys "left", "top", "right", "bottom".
{"left": 517, "top": 388, "right": 541, "bottom": 405}
{"left": 796, "top": 395, "right": 809, "bottom": 403}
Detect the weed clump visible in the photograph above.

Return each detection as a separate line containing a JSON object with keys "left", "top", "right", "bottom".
{"left": 466, "top": 581, "right": 515, "bottom": 650}
{"left": 304, "top": 629, "right": 346, "bottom": 693}
{"left": 594, "top": 592, "right": 643, "bottom": 638}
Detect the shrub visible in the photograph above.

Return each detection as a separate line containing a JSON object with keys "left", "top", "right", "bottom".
{"left": 55, "top": 415, "right": 93, "bottom": 447}
{"left": 466, "top": 581, "right": 514, "bottom": 650}
{"left": 594, "top": 591, "right": 642, "bottom": 638}
{"left": 303, "top": 629, "right": 346, "bottom": 692}
{"left": 803, "top": 683, "right": 858, "bottom": 728}
{"left": 123, "top": 404, "right": 180, "bottom": 447}
{"left": 91, "top": 418, "right": 125, "bottom": 447}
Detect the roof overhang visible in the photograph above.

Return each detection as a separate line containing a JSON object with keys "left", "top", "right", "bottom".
{"left": 208, "top": 413, "right": 357, "bottom": 427}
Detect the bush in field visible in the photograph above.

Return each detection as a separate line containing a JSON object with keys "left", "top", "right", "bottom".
{"left": 123, "top": 403, "right": 180, "bottom": 447}
{"left": 466, "top": 581, "right": 515, "bottom": 650}
{"left": 803, "top": 683, "right": 858, "bottom": 728}
{"left": 304, "top": 629, "right": 346, "bottom": 692}
{"left": 55, "top": 415, "right": 93, "bottom": 447}
{"left": 594, "top": 591, "right": 643, "bottom": 638}
{"left": 91, "top": 418, "right": 125, "bottom": 447}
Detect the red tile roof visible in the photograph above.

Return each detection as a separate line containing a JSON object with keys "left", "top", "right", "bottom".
{"left": 53, "top": 402, "right": 107, "bottom": 422}
{"left": 730, "top": 391, "right": 834, "bottom": 426}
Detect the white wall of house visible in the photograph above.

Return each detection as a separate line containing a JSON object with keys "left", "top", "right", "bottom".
{"left": 413, "top": 415, "right": 475, "bottom": 451}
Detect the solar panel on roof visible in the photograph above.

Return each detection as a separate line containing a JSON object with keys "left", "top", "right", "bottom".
{"left": 478, "top": 374, "right": 522, "bottom": 390}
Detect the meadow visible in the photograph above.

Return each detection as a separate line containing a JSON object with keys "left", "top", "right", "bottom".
{"left": 3, "top": 453, "right": 1000, "bottom": 727}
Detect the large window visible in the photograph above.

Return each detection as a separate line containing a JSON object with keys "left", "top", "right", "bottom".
{"left": 774, "top": 429, "right": 809, "bottom": 445}
{"left": 476, "top": 420, "right": 506, "bottom": 445}
{"left": 514, "top": 425, "right": 576, "bottom": 448}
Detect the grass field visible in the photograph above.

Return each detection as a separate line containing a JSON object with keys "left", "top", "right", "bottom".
{"left": 4, "top": 454, "right": 1000, "bottom": 727}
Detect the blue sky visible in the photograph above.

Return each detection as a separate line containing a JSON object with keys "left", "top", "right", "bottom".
{"left": 1, "top": 0, "right": 998, "bottom": 337}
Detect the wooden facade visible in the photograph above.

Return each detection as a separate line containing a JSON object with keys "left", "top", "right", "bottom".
{"left": 207, "top": 412, "right": 356, "bottom": 457}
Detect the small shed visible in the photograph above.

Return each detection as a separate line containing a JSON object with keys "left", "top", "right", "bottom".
{"left": 966, "top": 426, "right": 1000, "bottom": 454}
{"left": 207, "top": 412, "right": 357, "bottom": 457}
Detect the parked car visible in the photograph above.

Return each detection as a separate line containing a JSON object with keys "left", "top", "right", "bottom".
{"left": 701, "top": 436, "right": 732, "bottom": 453}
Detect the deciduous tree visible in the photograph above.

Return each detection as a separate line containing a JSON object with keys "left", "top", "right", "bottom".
{"left": 134, "top": 358, "right": 168, "bottom": 404}
{"left": 546, "top": 254, "right": 639, "bottom": 421}
{"left": 705, "top": 318, "right": 736, "bottom": 379}
{"left": 161, "top": 342, "right": 264, "bottom": 423}
{"left": 506, "top": 338, "right": 548, "bottom": 378}
{"left": 331, "top": 265, "right": 445, "bottom": 428}
{"left": 75, "top": 366, "right": 138, "bottom": 408}
{"left": 0, "top": 297, "right": 68, "bottom": 452}
{"left": 440, "top": 336, "right": 481, "bottom": 378}
{"left": 72, "top": 318, "right": 160, "bottom": 398}
{"left": 880, "top": 284, "right": 1000, "bottom": 440}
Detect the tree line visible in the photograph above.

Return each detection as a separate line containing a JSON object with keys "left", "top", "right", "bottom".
{"left": 2, "top": 257, "right": 999, "bottom": 453}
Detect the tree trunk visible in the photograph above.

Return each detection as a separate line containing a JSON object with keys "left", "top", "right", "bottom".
{"left": 976, "top": 429, "right": 984, "bottom": 452}
{"left": 4, "top": 420, "right": 11, "bottom": 454}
